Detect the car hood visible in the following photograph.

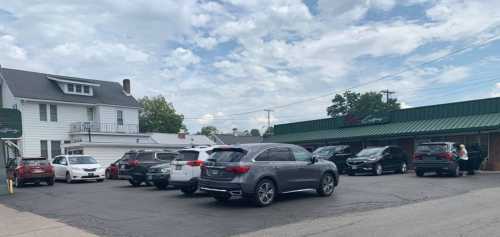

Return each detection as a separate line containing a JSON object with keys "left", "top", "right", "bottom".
{"left": 71, "top": 164, "right": 101, "bottom": 169}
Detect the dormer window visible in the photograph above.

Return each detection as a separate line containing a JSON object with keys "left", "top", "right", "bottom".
{"left": 83, "top": 85, "right": 90, "bottom": 93}
{"left": 48, "top": 76, "right": 100, "bottom": 97}
{"left": 67, "top": 84, "right": 74, "bottom": 92}
{"left": 75, "top": 84, "right": 82, "bottom": 93}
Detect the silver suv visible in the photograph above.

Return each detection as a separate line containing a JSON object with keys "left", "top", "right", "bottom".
{"left": 199, "top": 143, "right": 339, "bottom": 207}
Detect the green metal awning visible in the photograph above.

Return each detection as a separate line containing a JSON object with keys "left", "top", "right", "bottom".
{"left": 267, "top": 113, "right": 500, "bottom": 143}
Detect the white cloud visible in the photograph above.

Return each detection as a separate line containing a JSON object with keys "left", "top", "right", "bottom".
{"left": 435, "top": 66, "right": 470, "bottom": 83}
{"left": 197, "top": 113, "right": 215, "bottom": 125}
{"left": 165, "top": 47, "right": 200, "bottom": 68}
{"left": 0, "top": 35, "right": 27, "bottom": 60}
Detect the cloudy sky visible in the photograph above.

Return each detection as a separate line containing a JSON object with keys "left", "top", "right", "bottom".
{"left": 1, "top": 0, "right": 500, "bottom": 133}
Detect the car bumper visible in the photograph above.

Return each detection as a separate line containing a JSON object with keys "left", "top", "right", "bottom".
{"left": 414, "top": 160, "right": 457, "bottom": 171}
{"left": 170, "top": 178, "right": 198, "bottom": 188}
{"left": 199, "top": 179, "right": 247, "bottom": 197}
{"left": 71, "top": 170, "right": 105, "bottom": 180}
{"left": 19, "top": 175, "right": 54, "bottom": 183}
{"left": 146, "top": 173, "right": 170, "bottom": 183}
{"left": 347, "top": 162, "right": 374, "bottom": 172}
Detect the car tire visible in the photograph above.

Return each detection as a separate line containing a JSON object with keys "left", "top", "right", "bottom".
{"left": 436, "top": 170, "right": 443, "bottom": 176}
{"left": 14, "top": 176, "right": 23, "bottom": 188}
{"left": 97, "top": 179, "right": 104, "bottom": 183}
{"left": 47, "top": 178, "right": 55, "bottom": 186}
{"left": 317, "top": 173, "right": 335, "bottom": 197}
{"left": 398, "top": 162, "right": 408, "bottom": 174}
{"left": 373, "top": 163, "right": 383, "bottom": 176}
{"left": 181, "top": 185, "right": 198, "bottom": 195}
{"left": 129, "top": 179, "right": 141, "bottom": 187}
{"left": 253, "top": 179, "right": 276, "bottom": 207}
{"left": 105, "top": 170, "right": 111, "bottom": 179}
{"left": 416, "top": 169, "right": 425, "bottom": 177}
{"left": 213, "top": 194, "right": 231, "bottom": 203}
{"left": 65, "top": 173, "right": 73, "bottom": 184}
{"left": 450, "top": 165, "right": 461, "bottom": 177}
{"left": 154, "top": 182, "right": 169, "bottom": 190}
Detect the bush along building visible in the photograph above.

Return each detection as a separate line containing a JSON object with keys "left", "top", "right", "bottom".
{"left": 265, "top": 97, "right": 500, "bottom": 171}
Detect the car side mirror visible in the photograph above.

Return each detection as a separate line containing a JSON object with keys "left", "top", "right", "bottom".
{"left": 311, "top": 156, "right": 318, "bottom": 164}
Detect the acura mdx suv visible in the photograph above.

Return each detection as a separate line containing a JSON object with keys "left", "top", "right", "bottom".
{"left": 199, "top": 143, "right": 339, "bottom": 207}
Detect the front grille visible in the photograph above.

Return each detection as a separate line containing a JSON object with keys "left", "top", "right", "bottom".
{"left": 348, "top": 161, "right": 365, "bottom": 165}
{"left": 84, "top": 168, "right": 97, "bottom": 172}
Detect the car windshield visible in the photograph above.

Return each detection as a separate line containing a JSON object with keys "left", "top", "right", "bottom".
{"left": 69, "top": 156, "right": 97, "bottom": 164}
{"left": 416, "top": 144, "right": 448, "bottom": 153}
{"left": 177, "top": 151, "right": 200, "bottom": 161}
{"left": 22, "top": 159, "right": 48, "bottom": 166}
{"left": 210, "top": 150, "right": 246, "bottom": 162}
{"left": 356, "top": 148, "right": 384, "bottom": 157}
{"left": 135, "top": 152, "right": 154, "bottom": 160}
{"left": 313, "top": 147, "right": 337, "bottom": 156}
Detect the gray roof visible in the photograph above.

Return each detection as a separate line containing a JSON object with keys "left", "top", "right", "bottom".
{"left": 0, "top": 67, "right": 140, "bottom": 108}
{"left": 212, "top": 134, "right": 263, "bottom": 145}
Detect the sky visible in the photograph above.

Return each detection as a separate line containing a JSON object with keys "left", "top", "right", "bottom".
{"left": 1, "top": 0, "right": 500, "bottom": 134}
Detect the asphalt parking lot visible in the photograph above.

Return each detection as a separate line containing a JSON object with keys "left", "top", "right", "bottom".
{"left": 1, "top": 173, "right": 500, "bottom": 237}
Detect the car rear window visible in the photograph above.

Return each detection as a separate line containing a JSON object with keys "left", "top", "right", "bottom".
{"left": 211, "top": 150, "right": 246, "bottom": 162}
{"left": 135, "top": 152, "right": 154, "bottom": 160}
{"left": 416, "top": 144, "right": 448, "bottom": 153}
{"left": 22, "top": 159, "right": 48, "bottom": 166}
{"left": 177, "top": 151, "right": 200, "bottom": 161}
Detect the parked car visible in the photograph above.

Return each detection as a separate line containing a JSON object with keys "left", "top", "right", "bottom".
{"left": 199, "top": 143, "right": 339, "bottom": 207}
{"left": 118, "top": 150, "right": 178, "bottom": 187}
{"left": 52, "top": 155, "right": 106, "bottom": 183}
{"left": 413, "top": 142, "right": 485, "bottom": 177}
{"left": 146, "top": 152, "right": 179, "bottom": 190}
{"left": 105, "top": 158, "right": 122, "bottom": 179}
{"left": 7, "top": 157, "right": 55, "bottom": 187}
{"left": 346, "top": 146, "right": 409, "bottom": 176}
{"left": 313, "top": 145, "right": 353, "bottom": 174}
{"left": 170, "top": 146, "right": 214, "bottom": 195}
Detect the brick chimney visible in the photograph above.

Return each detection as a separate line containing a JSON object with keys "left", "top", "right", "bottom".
{"left": 123, "top": 79, "right": 131, "bottom": 95}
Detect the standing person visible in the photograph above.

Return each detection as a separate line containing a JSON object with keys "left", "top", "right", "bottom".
{"left": 457, "top": 144, "right": 469, "bottom": 176}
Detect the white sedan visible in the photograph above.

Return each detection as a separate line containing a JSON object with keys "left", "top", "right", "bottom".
{"left": 52, "top": 155, "right": 106, "bottom": 183}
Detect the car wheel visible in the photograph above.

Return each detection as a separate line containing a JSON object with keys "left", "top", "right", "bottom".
{"left": 450, "top": 165, "right": 461, "bottom": 177}
{"left": 317, "top": 173, "right": 335, "bottom": 197}
{"left": 14, "top": 176, "right": 23, "bottom": 188}
{"left": 154, "top": 182, "right": 169, "bottom": 190}
{"left": 436, "top": 170, "right": 443, "bottom": 176}
{"left": 145, "top": 180, "right": 153, "bottom": 186}
{"left": 105, "top": 170, "right": 111, "bottom": 179}
{"left": 47, "top": 178, "right": 55, "bottom": 186}
{"left": 129, "top": 178, "right": 141, "bottom": 187}
{"left": 96, "top": 179, "right": 104, "bottom": 183}
{"left": 373, "top": 163, "right": 383, "bottom": 176}
{"left": 180, "top": 185, "right": 198, "bottom": 195}
{"left": 213, "top": 194, "right": 231, "bottom": 203}
{"left": 253, "top": 179, "right": 276, "bottom": 207}
{"left": 416, "top": 169, "right": 425, "bottom": 177}
{"left": 65, "top": 173, "right": 73, "bottom": 184}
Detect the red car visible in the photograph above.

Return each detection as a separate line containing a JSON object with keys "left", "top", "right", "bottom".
{"left": 7, "top": 157, "right": 55, "bottom": 187}
{"left": 105, "top": 159, "right": 122, "bottom": 179}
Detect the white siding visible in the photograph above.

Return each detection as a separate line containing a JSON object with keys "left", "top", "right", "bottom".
{"left": 82, "top": 145, "right": 161, "bottom": 167}
{"left": 20, "top": 101, "right": 87, "bottom": 158}
{"left": 70, "top": 134, "right": 155, "bottom": 144}
{"left": 97, "top": 105, "right": 138, "bottom": 125}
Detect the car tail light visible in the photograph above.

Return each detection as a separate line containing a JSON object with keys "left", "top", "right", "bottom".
{"left": 437, "top": 152, "right": 454, "bottom": 160}
{"left": 187, "top": 160, "right": 204, "bottom": 167}
{"left": 16, "top": 164, "right": 25, "bottom": 175}
{"left": 224, "top": 166, "right": 251, "bottom": 174}
{"left": 128, "top": 160, "right": 140, "bottom": 167}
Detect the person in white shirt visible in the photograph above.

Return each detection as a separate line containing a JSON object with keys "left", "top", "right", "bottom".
{"left": 458, "top": 144, "right": 469, "bottom": 176}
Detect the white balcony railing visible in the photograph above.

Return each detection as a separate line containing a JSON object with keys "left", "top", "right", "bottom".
{"left": 70, "top": 122, "right": 139, "bottom": 134}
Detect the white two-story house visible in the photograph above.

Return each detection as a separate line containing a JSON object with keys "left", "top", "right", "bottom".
{"left": 0, "top": 67, "right": 215, "bottom": 166}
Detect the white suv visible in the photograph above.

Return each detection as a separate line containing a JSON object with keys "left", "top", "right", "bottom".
{"left": 52, "top": 155, "right": 106, "bottom": 183}
{"left": 170, "top": 146, "right": 213, "bottom": 195}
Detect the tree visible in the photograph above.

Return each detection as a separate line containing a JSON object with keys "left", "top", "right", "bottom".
{"left": 327, "top": 91, "right": 400, "bottom": 117}
{"left": 139, "top": 96, "right": 184, "bottom": 133}
{"left": 263, "top": 126, "right": 274, "bottom": 137}
{"left": 199, "top": 126, "right": 218, "bottom": 136}
{"left": 250, "top": 129, "right": 261, "bottom": 136}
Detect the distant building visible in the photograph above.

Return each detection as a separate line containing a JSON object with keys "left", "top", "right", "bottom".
{"left": 211, "top": 134, "right": 263, "bottom": 145}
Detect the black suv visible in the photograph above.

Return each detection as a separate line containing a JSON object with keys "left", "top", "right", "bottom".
{"left": 199, "top": 143, "right": 339, "bottom": 207}
{"left": 346, "top": 146, "right": 409, "bottom": 176}
{"left": 313, "top": 145, "right": 353, "bottom": 174}
{"left": 118, "top": 150, "right": 178, "bottom": 187}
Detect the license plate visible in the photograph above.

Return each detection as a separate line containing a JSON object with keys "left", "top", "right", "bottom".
{"left": 175, "top": 165, "right": 182, "bottom": 170}
{"left": 210, "top": 169, "right": 219, "bottom": 175}
{"left": 351, "top": 165, "right": 357, "bottom": 169}
{"left": 121, "top": 165, "right": 126, "bottom": 169}
{"left": 32, "top": 169, "right": 44, "bottom": 173}
{"left": 88, "top": 173, "right": 94, "bottom": 177}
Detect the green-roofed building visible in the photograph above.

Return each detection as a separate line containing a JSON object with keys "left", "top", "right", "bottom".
{"left": 265, "top": 97, "right": 500, "bottom": 171}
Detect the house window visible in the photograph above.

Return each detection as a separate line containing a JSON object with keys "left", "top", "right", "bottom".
{"left": 117, "top": 110, "right": 123, "bottom": 125}
{"left": 76, "top": 84, "right": 82, "bottom": 93}
{"left": 87, "top": 107, "right": 95, "bottom": 121}
{"left": 67, "top": 84, "right": 74, "bottom": 92}
{"left": 83, "top": 85, "right": 90, "bottom": 94}
{"left": 40, "top": 140, "right": 48, "bottom": 158}
{"left": 50, "top": 104, "right": 58, "bottom": 122}
{"left": 39, "top": 104, "right": 47, "bottom": 121}
{"left": 51, "top": 141, "right": 61, "bottom": 158}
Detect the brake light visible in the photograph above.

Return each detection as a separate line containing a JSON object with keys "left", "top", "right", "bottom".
{"left": 438, "top": 152, "right": 454, "bottom": 160}
{"left": 17, "top": 164, "right": 25, "bottom": 175}
{"left": 128, "top": 160, "right": 140, "bottom": 167}
{"left": 224, "top": 166, "right": 251, "bottom": 174}
{"left": 187, "top": 160, "right": 204, "bottom": 167}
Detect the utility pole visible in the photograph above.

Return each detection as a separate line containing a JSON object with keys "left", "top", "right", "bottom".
{"left": 264, "top": 109, "right": 273, "bottom": 135}
{"left": 381, "top": 89, "right": 395, "bottom": 103}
